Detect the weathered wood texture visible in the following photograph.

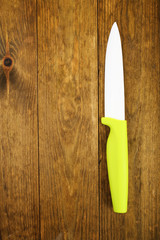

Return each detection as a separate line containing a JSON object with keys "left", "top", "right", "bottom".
{"left": 0, "top": 0, "right": 39, "bottom": 240}
{"left": 37, "top": 0, "right": 98, "bottom": 239}
{"left": 99, "top": 0, "right": 160, "bottom": 239}
{"left": 0, "top": 0, "right": 160, "bottom": 239}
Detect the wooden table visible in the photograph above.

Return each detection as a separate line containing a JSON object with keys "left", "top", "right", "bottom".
{"left": 0, "top": 0, "right": 159, "bottom": 239}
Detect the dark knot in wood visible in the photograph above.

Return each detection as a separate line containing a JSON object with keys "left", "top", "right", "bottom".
{"left": 3, "top": 56, "right": 14, "bottom": 71}
{"left": 2, "top": 55, "right": 14, "bottom": 97}
{"left": 4, "top": 57, "right": 12, "bottom": 67}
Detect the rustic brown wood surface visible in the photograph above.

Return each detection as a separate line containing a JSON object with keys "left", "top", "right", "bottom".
{"left": 37, "top": 0, "right": 98, "bottom": 239}
{"left": 0, "top": 0, "right": 159, "bottom": 239}
{"left": 0, "top": 0, "right": 39, "bottom": 239}
{"left": 99, "top": 0, "right": 160, "bottom": 239}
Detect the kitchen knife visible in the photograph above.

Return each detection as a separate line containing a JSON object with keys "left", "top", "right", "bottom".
{"left": 101, "top": 22, "right": 128, "bottom": 213}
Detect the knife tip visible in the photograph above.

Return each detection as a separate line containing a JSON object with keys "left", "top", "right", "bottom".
{"left": 112, "top": 22, "right": 118, "bottom": 30}
{"left": 110, "top": 22, "right": 120, "bottom": 38}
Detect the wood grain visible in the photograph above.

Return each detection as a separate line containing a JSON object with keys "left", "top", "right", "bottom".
{"left": 37, "top": 0, "right": 98, "bottom": 239}
{"left": 0, "top": 0, "right": 159, "bottom": 239}
{"left": 0, "top": 0, "right": 39, "bottom": 239}
{"left": 98, "top": 0, "right": 160, "bottom": 239}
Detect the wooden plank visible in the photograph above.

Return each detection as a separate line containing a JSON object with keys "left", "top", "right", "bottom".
{"left": 98, "top": 0, "right": 160, "bottom": 239}
{"left": 37, "top": 0, "right": 98, "bottom": 239}
{"left": 0, "top": 0, "right": 39, "bottom": 239}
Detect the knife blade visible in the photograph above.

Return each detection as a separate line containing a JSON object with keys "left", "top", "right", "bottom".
{"left": 101, "top": 22, "right": 128, "bottom": 213}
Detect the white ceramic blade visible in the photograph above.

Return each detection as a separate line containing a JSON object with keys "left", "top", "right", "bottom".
{"left": 105, "top": 22, "right": 125, "bottom": 120}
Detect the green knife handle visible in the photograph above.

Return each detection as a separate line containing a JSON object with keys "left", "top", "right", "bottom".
{"left": 101, "top": 117, "right": 128, "bottom": 213}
